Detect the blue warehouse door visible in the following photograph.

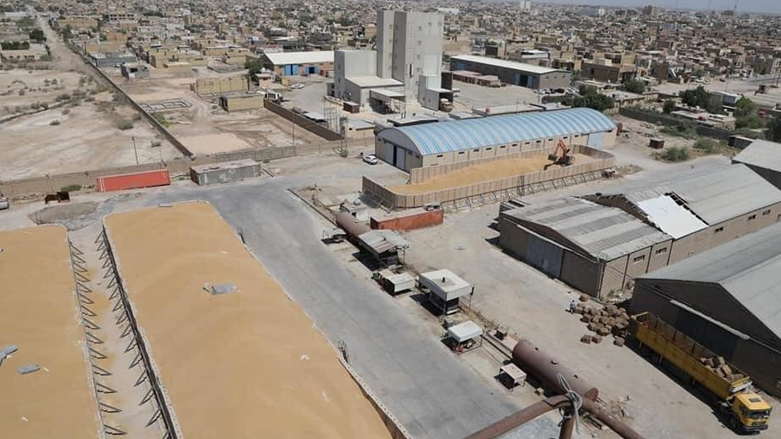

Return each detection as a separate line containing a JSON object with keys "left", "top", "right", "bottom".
{"left": 455, "top": 62, "right": 466, "bottom": 71}
{"left": 292, "top": 64, "right": 299, "bottom": 75}
{"left": 284, "top": 65, "right": 292, "bottom": 76}
{"left": 395, "top": 146, "right": 406, "bottom": 170}
{"left": 526, "top": 76, "right": 534, "bottom": 88}
{"left": 526, "top": 235, "right": 563, "bottom": 278}
{"left": 587, "top": 131, "right": 605, "bottom": 148}
{"left": 514, "top": 73, "right": 521, "bottom": 85}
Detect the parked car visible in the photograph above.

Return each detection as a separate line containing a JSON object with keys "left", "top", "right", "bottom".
{"left": 291, "top": 83, "right": 305, "bottom": 89}
{"left": 362, "top": 154, "right": 379, "bottom": 165}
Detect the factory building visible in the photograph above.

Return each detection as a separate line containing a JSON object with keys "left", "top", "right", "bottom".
{"left": 450, "top": 55, "right": 571, "bottom": 90}
{"left": 332, "top": 10, "right": 451, "bottom": 111}
{"left": 632, "top": 222, "right": 781, "bottom": 397}
{"left": 499, "top": 165, "right": 781, "bottom": 299}
{"left": 732, "top": 139, "right": 781, "bottom": 190}
{"left": 261, "top": 51, "right": 334, "bottom": 76}
{"left": 375, "top": 108, "right": 616, "bottom": 171}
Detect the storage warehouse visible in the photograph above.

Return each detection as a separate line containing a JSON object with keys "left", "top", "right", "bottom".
{"left": 732, "top": 139, "right": 781, "bottom": 190}
{"left": 499, "top": 165, "right": 781, "bottom": 299}
{"left": 450, "top": 55, "right": 572, "bottom": 90}
{"left": 499, "top": 197, "right": 673, "bottom": 301}
{"left": 375, "top": 107, "right": 616, "bottom": 172}
{"left": 261, "top": 51, "right": 334, "bottom": 76}
{"left": 631, "top": 222, "right": 781, "bottom": 397}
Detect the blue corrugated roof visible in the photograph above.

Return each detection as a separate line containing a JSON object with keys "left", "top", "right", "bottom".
{"left": 379, "top": 108, "right": 616, "bottom": 155}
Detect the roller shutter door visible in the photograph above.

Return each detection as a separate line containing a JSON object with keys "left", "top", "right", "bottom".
{"left": 527, "top": 235, "right": 563, "bottom": 278}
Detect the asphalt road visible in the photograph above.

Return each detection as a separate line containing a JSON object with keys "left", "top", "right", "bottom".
{"left": 147, "top": 178, "right": 544, "bottom": 439}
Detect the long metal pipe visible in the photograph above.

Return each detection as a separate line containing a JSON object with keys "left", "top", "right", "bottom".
{"left": 582, "top": 399, "right": 646, "bottom": 439}
{"left": 461, "top": 395, "right": 570, "bottom": 439}
{"left": 512, "top": 340, "right": 599, "bottom": 401}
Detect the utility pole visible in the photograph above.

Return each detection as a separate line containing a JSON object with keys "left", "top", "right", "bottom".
{"left": 132, "top": 135, "right": 139, "bottom": 165}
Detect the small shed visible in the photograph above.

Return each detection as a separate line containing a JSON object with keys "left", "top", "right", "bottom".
{"left": 649, "top": 138, "right": 665, "bottom": 149}
{"left": 418, "top": 269, "right": 474, "bottom": 316}
{"left": 445, "top": 320, "right": 483, "bottom": 354}
{"left": 377, "top": 269, "right": 415, "bottom": 295}
{"left": 190, "top": 159, "right": 261, "bottom": 186}
{"left": 357, "top": 229, "right": 410, "bottom": 267}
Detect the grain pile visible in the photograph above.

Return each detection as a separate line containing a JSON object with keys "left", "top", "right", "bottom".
{"left": 391, "top": 154, "right": 593, "bottom": 195}
{"left": 104, "top": 202, "right": 394, "bottom": 439}
{"left": 0, "top": 226, "right": 101, "bottom": 439}
{"left": 573, "top": 297, "right": 630, "bottom": 347}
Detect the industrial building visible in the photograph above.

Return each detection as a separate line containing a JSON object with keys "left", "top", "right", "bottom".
{"left": 632, "top": 222, "right": 781, "bottom": 397}
{"left": 120, "top": 62, "right": 149, "bottom": 79}
{"left": 499, "top": 165, "right": 781, "bottom": 299}
{"left": 449, "top": 55, "right": 572, "bottom": 90}
{"left": 374, "top": 107, "right": 616, "bottom": 171}
{"left": 332, "top": 10, "right": 451, "bottom": 111}
{"left": 261, "top": 51, "right": 334, "bottom": 76}
{"left": 732, "top": 139, "right": 781, "bottom": 190}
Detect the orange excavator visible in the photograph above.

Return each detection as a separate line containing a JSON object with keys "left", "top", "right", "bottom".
{"left": 544, "top": 139, "right": 575, "bottom": 170}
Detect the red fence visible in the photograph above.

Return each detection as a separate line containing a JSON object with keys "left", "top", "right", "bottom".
{"left": 97, "top": 170, "right": 170, "bottom": 192}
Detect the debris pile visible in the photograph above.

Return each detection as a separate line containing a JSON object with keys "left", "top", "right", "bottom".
{"left": 701, "top": 356, "right": 744, "bottom": 381}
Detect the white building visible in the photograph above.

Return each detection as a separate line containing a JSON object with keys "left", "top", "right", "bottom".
{"left": 332, "top": 10, "right": 451, "bottom": 111}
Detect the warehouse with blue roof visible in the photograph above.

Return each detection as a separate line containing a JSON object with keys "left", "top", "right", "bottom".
{"left": 375, "top": 108, "right": 617, "bottom": 171}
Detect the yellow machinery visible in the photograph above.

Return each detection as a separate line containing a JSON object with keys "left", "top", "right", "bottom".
{"left": 630, "top": 312, "right": 771, "bottom": 433}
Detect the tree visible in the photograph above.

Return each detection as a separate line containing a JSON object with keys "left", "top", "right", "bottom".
{"left": 766, "top": 116, "right": 781, "bottom": 142}
{"left": 29, "top": 29, "right": 46, "bottom": 43}
{"left": 663, "top": 99, "right": 676, "bottom": 114}
{"left": 245, "top": 57, "right": 264, "bottom": 77}
{"left": 622, "top": 79, "right": 646, "bottom": 94}
{"left": 734, "top": 96, "right": 756, "bottom": 118}
{"left": 679, "top": 86, "right": 710, "bottom": 108}
{"left": 736, "top": 114, "right": 764, "bottom": 129}
{"left": 567, "top": 86, "right": 615, "bottom": 112}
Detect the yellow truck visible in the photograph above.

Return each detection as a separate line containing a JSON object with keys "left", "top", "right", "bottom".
{"left": 630, "top": 312, "right": 772, "bottom": 433}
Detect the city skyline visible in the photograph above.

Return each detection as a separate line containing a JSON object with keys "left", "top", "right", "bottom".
{"left": 537, "top": 0, "right": 781, "bottom": 14}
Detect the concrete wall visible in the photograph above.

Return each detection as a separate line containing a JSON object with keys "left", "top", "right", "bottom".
{"left": 220, "top": 95, "right": 264, "bottom": 112}
{"left": 631, "top": 280, "right": 781, "bottom": 397}
{"left": 263, "top": 99, "right": 344, "bottom": 141}
{"left": 559, "top": 250, "right": 602, "bottom": 295}
{"left": 193, "top": 77, "right": 249, "bottom": 95}
{"left": 363, "top": 145, "right": 615, "bottom": 209}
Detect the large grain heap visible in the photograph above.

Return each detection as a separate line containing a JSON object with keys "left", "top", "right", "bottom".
{"left": 0, "top": 225, "right": 101, "bottom": 438}
{"left": 103, "top": 202, "right": 395, "bottom": 439}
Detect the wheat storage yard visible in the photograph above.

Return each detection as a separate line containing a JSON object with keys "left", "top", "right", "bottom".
{"left": 391, "top": 154, "right": 593, "bottom": 195}
{"left": 103, "top": 201, "right": 395, "bottom": 439}
{"left": 0, "top": 225, "right": 101, "bottom": 439}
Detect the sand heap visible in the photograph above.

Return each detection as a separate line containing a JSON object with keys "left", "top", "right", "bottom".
{"left": 392, "top": 154, "right": 593, "bottom": 195}
{"left": 104, "top": 202, "right": 394, "bottom": 439}
{"left": 0, "top": 225, "right": 100, "bottom": 439}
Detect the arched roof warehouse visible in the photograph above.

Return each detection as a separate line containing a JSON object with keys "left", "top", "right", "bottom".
{"left": 377, "top": 108, "right": 616, "bottom": 156}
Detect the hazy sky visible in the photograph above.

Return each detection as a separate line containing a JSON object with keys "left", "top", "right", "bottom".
{"left": 538, "top": 0, "right": 781, "bottom": 14}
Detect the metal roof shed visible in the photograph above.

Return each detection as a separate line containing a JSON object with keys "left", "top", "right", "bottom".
{"left": 418, "top": 269, "right": 473, "bottom": 301}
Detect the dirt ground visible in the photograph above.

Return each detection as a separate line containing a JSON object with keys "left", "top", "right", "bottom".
{"left": 0, "top": 18, "right": 179, "bottom": 180}
{"left": 103, "top": 202, "right": 395, "bottom": 439}
{"left": 118, "top": 72, "right": 322, "bottom": 154}
{"left": 391, "top": 154, "right": 593, "bottom": 194}
{"left": 0, "top": 225, "right": 101, "bottom": 439}
{"left": 0, "top": 94, "right": 179, "bottom": 179}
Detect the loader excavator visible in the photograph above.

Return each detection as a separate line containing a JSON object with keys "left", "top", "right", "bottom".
{"left": 544, "top": 139, "right": 575, "bottom": 170}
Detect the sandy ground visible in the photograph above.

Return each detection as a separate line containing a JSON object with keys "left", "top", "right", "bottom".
{"left": 103, "top": 202, "right": 395, "bottom": 439}
{"left": 0, "top": 69, "right": 86, "bottom": 115}
{"left": 0, "top": 100, "right": 179, "bottom": 179}
{"left": 179, "top": 133, "right": 252, "bottom": 155}
{"left": 391, "top": 154, "right": 593, "bottom": 194}
{"left": 0, "top": 225, "right": 100, "bottom": 439}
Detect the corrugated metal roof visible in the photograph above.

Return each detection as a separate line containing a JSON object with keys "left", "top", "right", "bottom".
{"left": 264, "top": 50, "right": 334, "bottom": 65}
{"left": 604, "top": 165, "right": 781, "bottom": 225}
{"left": 378, "top": 108, "right": 615, "bottom": 155}
{"left": 505, "top": 198, "right": 671, "bottom": 261}
{"left": 451, "top": 55, "right": 561, "bottom": 74}
{"left": 358, "top": 230, "right": 410, "bottom": 255}
{"left": 636, "top": 195, "right": 707, "bottom": 239}
{"left": 639, "top": 222, "right": 781, "bottom": 341}
{"left": 732, "top": 139, "right": 781, "bottom": 172}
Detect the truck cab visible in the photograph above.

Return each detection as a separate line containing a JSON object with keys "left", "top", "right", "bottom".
{"left": 732, "top": 393, "right": 771, "bottom": 432}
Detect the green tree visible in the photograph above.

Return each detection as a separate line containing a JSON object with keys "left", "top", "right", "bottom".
{"left": 734, "top": 96, "right": 756, "bottom": 118}
{"left": 766, "top": 116, "right": 781, "bottom": 142}
{"left": 679, "top": 86, "right": 710, "bottom": 108}
{"left": 663, "top": 99, "right": 676, "bottom": 114}
{"left": 736, "top": 114, "right": 764, "bottom": 129}
{"left": 622, "top": 79, "right": 645, "bottom": 94}
{"left": 245, "top": 57, "right": 264, "bottom": 77}
{"left": 565, "top": 86, "right": 614, "bottom": 112}
{"left": 29, "top": 29, "right": 46, "bottom": 43}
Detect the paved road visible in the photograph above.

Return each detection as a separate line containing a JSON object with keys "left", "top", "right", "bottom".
{"left": 148, "top": 178, "right": 536, "bottom": 439}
